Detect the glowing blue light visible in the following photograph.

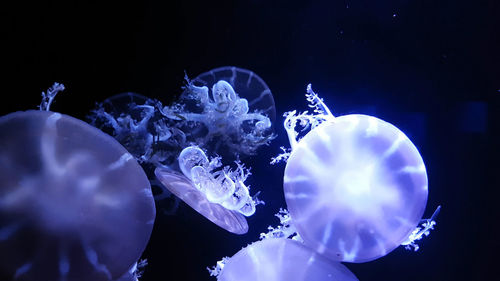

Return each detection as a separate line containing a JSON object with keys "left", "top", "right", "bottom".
{"left": 0, "top": 85, "right": 155, "bottom": 281}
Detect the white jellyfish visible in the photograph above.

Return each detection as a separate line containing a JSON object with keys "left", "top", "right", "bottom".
{"left": 275, "top": 84, "right": 437, "bottom": 262}
{"left": 174, "top": 66, "right": 276, "bottom": 157}
{"left": 0, "top": 84, "right": 155, "bottom": 281}
{"left": 90, "top": 67, "right": 275, "bottom": 233}
{"left": 212, "top": 238, "right": 359, "bottom": 281}
{"left": 155, "top": 145, "right": 259, "bottom": 234}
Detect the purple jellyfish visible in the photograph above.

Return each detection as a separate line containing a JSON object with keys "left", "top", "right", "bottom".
{"left": 0, "top": 109, "right": 155, "bottom": 281}
{"left": 155, "top": 145, "right": 259, "bottom": 234}
{"left": 277, "top": 85, "right": 434, "bottom": 263}
{"left": 215, "top": 238, "right": 359, "bottom": 281}
{"left": 179, "top": 66, "right": 276, "bottom": 157}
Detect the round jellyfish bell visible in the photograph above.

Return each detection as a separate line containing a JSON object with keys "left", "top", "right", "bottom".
{"left": 191, "top": 66, "right": 276, "bottom": 128}
{"left": 282, "top": 86, "right": 428, "bottom": 263}
{"left": 0, "top": 110, "right": 156, "bottom": 281}
{"left": 180, "top": 66, "right": 276, "bottom": 157}
{"left": 217, "top": 238, "right": 359, "bottom": 281}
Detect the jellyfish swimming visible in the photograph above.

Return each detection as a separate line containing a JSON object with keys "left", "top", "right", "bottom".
{"left": 213, "top": 238, "right": 359, "bottom": 281}
{"left": 155, "top": 145, "right": 259, "bottom": 234}
{"left": 0, "top": 85, "right": 156, "bottom": 281}
{"left": 277, "top": 84, "right": 436, "bottom": 263}
{"left": 90, "top": 67, "right": 275, "bottom": 233}
{"left": 178, "top": 66, "right": 276, "bottom": 157}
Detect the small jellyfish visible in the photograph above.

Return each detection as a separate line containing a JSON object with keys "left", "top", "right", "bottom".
{"left": 178, "top": 66, "right": 276, "bottom": 157}
{"left": 215, "top": 238, "right": 359, "bottom": 281}
{"left": 280, "top": 85, "right": 431, "bottom": 262}
{"left": 190, "top": 66, "right": 276, "bottom": 129}
{"left": 155, "top": 145, "right": 259, "bottom": 234}
{"left": 0, "top": 108, "right": 155, "bottom": 280}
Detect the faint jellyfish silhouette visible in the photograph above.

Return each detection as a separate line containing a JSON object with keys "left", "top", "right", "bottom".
{"left": 0, "top": 101, "right": 155, "bottom": 280}
{"left": 215, "top": 238, "right": 359, "bottom": 281}
{"left": 279, "top": 84, "right": 432, "bottom": 262}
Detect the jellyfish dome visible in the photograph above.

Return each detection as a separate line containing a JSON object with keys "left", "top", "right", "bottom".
{"left": 191, "top": 66, "right": 276, "bottom": 128}
{"left": 0, "top": 110, "right": 156, "bottom": 281}
{"left": 217, "top": 238, "right": 359, "bottom": 281}
{"left": 284, "top": 113, "right": 428, "bottom": 263}
{"left": 179, "top": 66, "right": 276, "bottom": 157}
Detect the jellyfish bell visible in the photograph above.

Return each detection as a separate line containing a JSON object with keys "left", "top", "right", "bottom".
{"left": 217, "top": 238, "right": 359, "bottom": 281}
{"left": 183, "top": 66, "right": 277, "bottom": 157}
{"left": 154, "top": 167, "right": 248, "bottom": 235}
{"left": 284, "top": 113, "right": 428, "bottom": 263}
{"left": 191, "top": 66, "right": 276, "bottom": 127}
{"left": 0, "top": 110, "right": 155, "bottom": 281}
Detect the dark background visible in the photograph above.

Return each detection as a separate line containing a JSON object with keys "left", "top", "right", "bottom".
{"left": 2, "top": 0, "right": 498, "bottom": 280}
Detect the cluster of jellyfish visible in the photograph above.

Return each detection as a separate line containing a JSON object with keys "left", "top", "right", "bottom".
{"left": 0, "top": 66, "right": 438, "bottom": 281}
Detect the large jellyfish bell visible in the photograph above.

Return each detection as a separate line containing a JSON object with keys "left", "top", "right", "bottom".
{"left": 0, "top": 110, "right": 155, "bottom": 281}
{"left": 216, "top": 238, "right": 359, "bottom": 281}
{"left": 282, "top": 85, "right": 429, "bottom": 262}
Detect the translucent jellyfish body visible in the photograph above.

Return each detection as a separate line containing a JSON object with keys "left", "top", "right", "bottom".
{"left": 180, "top": 66, "right": 276, "bottom": 157}
{"left": 191, "top": 66, "right": 276, "bottom": 128}
{"left": 155, "top": 145, "right": 258, "bottom": 234}
{"left": 282, "top": 86, "right": 428, "bottom": 263}
{"left": 217, "top": 238, "right": 359, "bottom": 281}
{"left": 0, "top": 110, "right": 156, "bottom": 281}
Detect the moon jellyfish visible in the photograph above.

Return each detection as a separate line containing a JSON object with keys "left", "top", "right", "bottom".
{"left": 0, "top": 98, "right": 155, "bottom": 280}
{"left": 214, "top": 238, "right": 358, "bottom": 281}
{"left": 279, "top": 84, "right": 434, "bottom": 263}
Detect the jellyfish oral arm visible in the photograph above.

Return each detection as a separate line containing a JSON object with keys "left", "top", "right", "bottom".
{"left": 401, "top": 205, "right": 441, "bottom": 251}
{"left": 39, "top": 82, "right": 65, "bottom": 111}
{"left": 274, "top": 84, "right": 335, "bottom": 161}
{"left": 178, "top": 146, "right": 260, "bottom": 217}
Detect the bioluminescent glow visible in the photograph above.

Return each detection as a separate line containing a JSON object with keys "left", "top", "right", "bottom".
{"left": 179, "top": 66, "right": 276, "bottom": 157}
{"left": 90, "top": 67, "right": 274, "bottom": 232}
{"left": 278, "top": 85, "right": 433, "bottom": 263}
{"left": 155, "top": 167, "right": 249, "bottom": 235}
{"left": 213, "top": 238, "right": 359, "bottom": 281}
{"left": 0, "top": 85, "right": 155, "bottom": 281}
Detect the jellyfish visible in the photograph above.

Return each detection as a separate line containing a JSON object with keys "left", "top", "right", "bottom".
{"left": 90, "top": 67, "right": 275, "bottom": 233}
{"left": 176, "top": 66, "right": 276, "bottom": 157}
{"left": 213, "top": 238, "right": 359, "bottom": 281}
{"left": 155, "top": 145, "right": 259, "bottom": 234}
{"left": 276, "top": 84, "right": 435, "bottom": 263}
{"left": 0, "top": 85, "right": 155, "bottom": 281}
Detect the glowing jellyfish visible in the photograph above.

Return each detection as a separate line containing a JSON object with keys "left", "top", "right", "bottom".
{"left": 216, "top": 238, "right": 359, "bottom": 281}
{"left": 155, "top": 145, "right": 258, "bottom": 234}
{"left": 89, "top": 68, "right": 275, "bottom": 233}
{"left": 190, "top": 66, "right": 276, "bottom": 130}
{"left": 180, "top": 66, "right": 276, "bottom": 157}
{"left": 281, "top": 85, "right": 430, "bottom": 262}
{"left": 0, "top": 109, "right": 155, "bottom": 281}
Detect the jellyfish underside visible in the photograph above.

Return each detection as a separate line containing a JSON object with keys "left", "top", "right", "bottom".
{"left": 0, "top": 110, "right": 155, "bottom": 281}
{"left": 218, "top": 238, "right": 359, "bottom": 281}
{"left": 154, "top": 145, "right": 255, "bottom": 235}
{"left": 154, "top": 167, "right": 248, "bottom": 234}
{"left": 284, "top": 114, "right": 428, "bottom": 262}
{"left": 180, "top": 66, "right": 276, "bottom": 157}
